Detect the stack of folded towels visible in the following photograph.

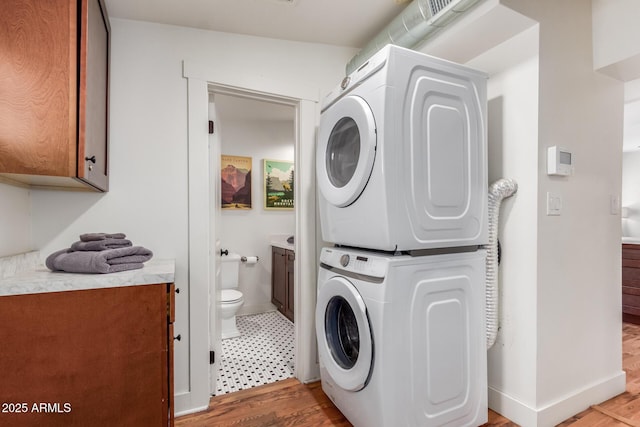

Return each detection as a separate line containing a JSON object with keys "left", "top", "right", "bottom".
{"left": 46, "top": 233, "right": 153, "bottom": 274}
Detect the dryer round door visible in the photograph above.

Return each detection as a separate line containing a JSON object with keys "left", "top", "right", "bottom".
{"left": 316, "top": 95, "right": 377, "bottom": 207}
{"left": 316, "top": 275, "right": 373, "bottom": 391}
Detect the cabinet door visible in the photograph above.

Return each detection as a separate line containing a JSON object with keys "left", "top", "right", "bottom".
{"left": 77, "top": 0, "right": 109, "bottom": 190}
{"left": 285, "top": 249, "right": 295, "bottom": 321}
{"left": 623, "top": 244, "right": 640, "bottom": 324}
{"left": 0, "top": 285, "right": 171, "bottom": 426}
{"left": 0, "top": 0, "right": 109, "bottom": 191}
{"left": 271, "top": 247, "right": 286, "bottom": 311}
{"left": 0, "top": 0, "right": 77, "bottom": 177}
{"left": 167, "top": 283, "right": 176, "bottom": 427}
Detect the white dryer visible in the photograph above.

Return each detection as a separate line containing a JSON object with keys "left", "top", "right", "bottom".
{"left": 317, "top": 45, "right": 488, "bottom": 251}
{"left": 316, "top": 247, "right": 487, "bottom": 427}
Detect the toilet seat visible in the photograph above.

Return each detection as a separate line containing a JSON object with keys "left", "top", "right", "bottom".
{"left": 221, "top": 289, "right": 243, "bottom": 303}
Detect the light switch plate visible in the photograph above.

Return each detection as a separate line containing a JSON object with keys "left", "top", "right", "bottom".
{"left": 547, "top": 192, "right": 562, "bottom": 216}
{"left": 610, "top": 195, "right": 621, "bottom": 215}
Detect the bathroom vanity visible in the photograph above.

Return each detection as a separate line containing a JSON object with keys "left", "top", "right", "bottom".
{"left": 623, "top": 242, "right": 640, "bottom": 325}
{"left": 271, "top": 245, "right": 294, "bottom": 322}
{"left": 0, "top": 259, "right": 176, "bottom": 426}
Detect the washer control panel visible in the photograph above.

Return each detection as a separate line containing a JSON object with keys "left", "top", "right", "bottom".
{"left": 321, "top": 247, "right": 387, "bottom": 278}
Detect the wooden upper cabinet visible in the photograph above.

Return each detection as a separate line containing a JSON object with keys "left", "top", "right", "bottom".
{"left": 0, "top": 0, "right": 110, "bottom": 191}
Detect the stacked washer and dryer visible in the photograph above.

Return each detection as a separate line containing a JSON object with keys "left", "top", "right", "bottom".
{"left": 315, "top": 45, "right": 489, "bottom": 427}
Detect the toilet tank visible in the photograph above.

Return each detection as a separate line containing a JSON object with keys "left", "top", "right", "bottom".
{"left": 220, "top": 253, "right": 241, "bottom": 289}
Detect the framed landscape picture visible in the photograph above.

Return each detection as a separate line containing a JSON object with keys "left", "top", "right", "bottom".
{"left": 264, "top": 159, "right": 294, "bottom": 210}
{"left": 221, "top": 155, "right": 252, "bottom": 210}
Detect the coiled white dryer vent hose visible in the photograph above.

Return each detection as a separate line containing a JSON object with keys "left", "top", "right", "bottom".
{"left": 486, "top": 178, "right": 518, "bottom": 349}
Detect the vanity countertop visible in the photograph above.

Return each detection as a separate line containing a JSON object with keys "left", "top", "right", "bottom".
{"left": 0, "top": 259, "right": 175, "bottom": 297}
{"left": 270, "top": 235, "right": 294, "bottom": 251}
{"left": 623, "top": 237, "right": 640, "bottom": 245}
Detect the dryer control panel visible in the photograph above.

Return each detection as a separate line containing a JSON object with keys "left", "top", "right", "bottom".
{"left": 320, "top": 247, "right": 387, "bottom": 279}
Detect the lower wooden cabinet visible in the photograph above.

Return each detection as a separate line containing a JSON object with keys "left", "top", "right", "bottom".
{"left": 271, "top": 246, "right": 294, "bottom": 322}
{"left": 0, "top": 283, "right": 175, "bottom": 426}
{"left": 623, "top": 244, "right": 640, "bottom": 324}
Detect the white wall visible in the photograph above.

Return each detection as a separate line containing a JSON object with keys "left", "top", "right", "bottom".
{"left": 28, "top": 18, "right": 354, "bottom": 413}
{"left": 468, "top": 25, "right": 541, "bottom": 411}
{"left": 533, "top": 0, "right": 623, "bottom": 418}
{"left": 0, "top": 182, "right": 31, "bottom": 258}
{"left": 454, "top": 1, "right": 624, "bottom": 425}
{"left": 218, "top": 117, "right": 295, "bottom": 315}
{"left": 592, "top": 0, "right": 640, "bottom": 81}
{"left": 623, "top": 151, "right": 640, "bottom": 237}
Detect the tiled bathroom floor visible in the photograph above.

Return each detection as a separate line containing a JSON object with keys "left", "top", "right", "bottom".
{"left": 214, "top": 310, "right": 295, "bottom": 395}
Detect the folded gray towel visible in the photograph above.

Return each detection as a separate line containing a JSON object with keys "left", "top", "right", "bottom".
{"left": 70, "top": 238, "right": 133, "bottom": 252}
{"left": 46, "top": 246, "right": 153, "bottom": 274}
{"left": 80, "top": 233, "right": 127, "bottom": 242}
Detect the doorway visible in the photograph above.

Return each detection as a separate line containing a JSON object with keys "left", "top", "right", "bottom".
{"left": 182, "top": 67, "right": 319, "bottom": 413}
{"left": 209, "top": 91, "right": 297, "bottom": 395}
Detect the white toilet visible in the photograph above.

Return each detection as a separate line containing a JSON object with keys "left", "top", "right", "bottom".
{"left": 220, "top": 253, "right": 245, "bottom": 339}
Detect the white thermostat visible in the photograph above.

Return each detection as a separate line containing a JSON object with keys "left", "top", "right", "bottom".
{"left": 547, "top": 146, "right": 573, "bottom": 176}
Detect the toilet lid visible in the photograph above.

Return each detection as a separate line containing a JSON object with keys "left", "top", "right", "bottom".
{"left": 221, "top": 289, "right": 243, "bottom": 303}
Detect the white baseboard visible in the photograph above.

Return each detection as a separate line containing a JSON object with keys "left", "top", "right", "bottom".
{"left": 173, "top": 391, "right": 209, "bottom": 418}
{"left": 489, "top": 370, "right": 626, "bottom": 427}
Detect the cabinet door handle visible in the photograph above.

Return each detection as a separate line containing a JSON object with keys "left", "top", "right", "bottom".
{"left": 85, "top": 155, "right": 96, "bottom": 163}
{"left": 174, "top": 334, "right": 182, "bottom": 341}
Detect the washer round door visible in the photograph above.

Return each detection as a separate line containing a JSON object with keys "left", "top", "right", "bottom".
{"left": 316, "top": 95, "right": 377, "bottom": 208}
{"left": 316, "top": 275, "right": 373, "bottom": 391}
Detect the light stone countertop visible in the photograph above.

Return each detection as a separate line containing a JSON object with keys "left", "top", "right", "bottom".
{"left": 0, "top": 259, "right": 175, "bottom": 297}
{"left": 270, "top": 234, "right": 295, "bottom": 251}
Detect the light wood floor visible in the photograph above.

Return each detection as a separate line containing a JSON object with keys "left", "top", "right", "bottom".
{"left": 176, "top": 322, "right": 640, "bottom": 427}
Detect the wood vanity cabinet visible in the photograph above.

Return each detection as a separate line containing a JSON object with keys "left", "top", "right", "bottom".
{"left": 0, "top": 283, "right": 175, "bottom": 427}
{"left": 623, "top": 244, "right": 640, "bottom": 324}
{"left": 0, "top": 0, "right": 110, "bottom": 191}
{"left": 271, "top": 246, "right": 294, "bottom": 322}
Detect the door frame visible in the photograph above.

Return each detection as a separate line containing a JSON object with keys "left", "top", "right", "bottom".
{"left": 178, "top": 60, "right": 320, "bottom": 414}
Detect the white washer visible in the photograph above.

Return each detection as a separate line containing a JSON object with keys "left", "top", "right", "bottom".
{"left": 316, "top": 246, "right": 487, "bottom": 427}
{"left": 317, "top": 45, "right": 488, "bottom": 251}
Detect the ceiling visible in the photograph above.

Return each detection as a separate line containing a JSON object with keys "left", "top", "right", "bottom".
{"left": 105, "top": 0, "right": 640, "bottom": 150}
{"left": 104, "top": 0, "right": 408, "bottom": 48}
